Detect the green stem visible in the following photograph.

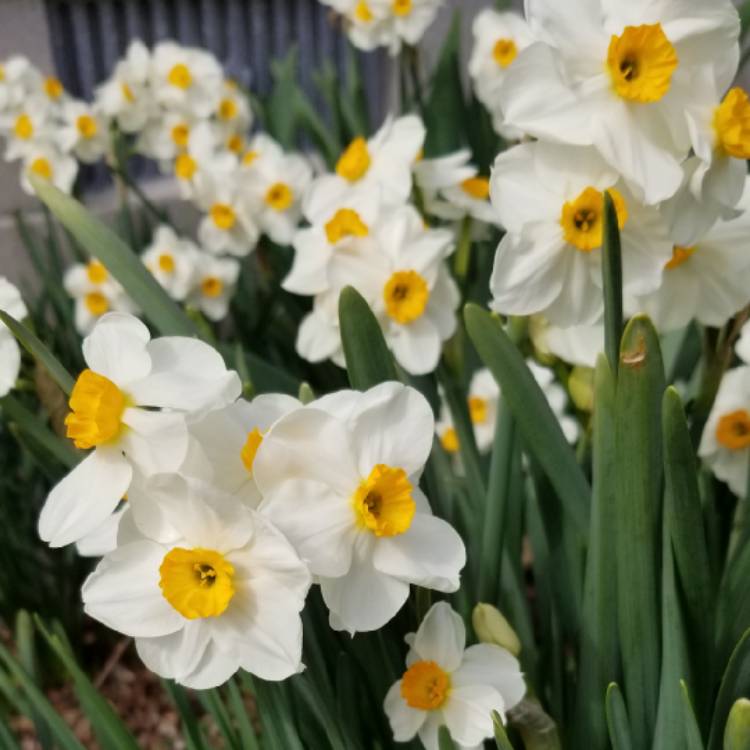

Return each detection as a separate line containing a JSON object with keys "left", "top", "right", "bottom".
{"left": 405, "top": 45, "right": 426, "bottom": 117}
{"left": 453, "top": 216, "right": 473, "bottom": 282}
{"left": 108, "top": 163, "right": 170, "bottom": 227}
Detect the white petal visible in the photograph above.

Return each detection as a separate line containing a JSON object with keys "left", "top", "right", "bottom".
{"left": 384, "top": 680, "right": 427, "bottom": 741}
{"left": 410, "top": 601, "right": 465, "bottom": 671}
{"left": 0, "top": 333, "right": 20, "bottom": 396}
{"left": 82, "top": 313, "right": 152, "bottom": 387}
{"left": 38, "top": 447, "right": 131, "bottom": 547}
{"left": 452, "top": 644, "right": 526, "bottom": 712}
{"left": 75, "top": 507, "right": 126, "bottom": 557}
{"left": 135, "top": 620, "right": 211, "bottom": 682}
{"left": 374, "top": 514, "right": 465, "bottom": 594}
{"left": 120, "top": 409, "right": 188, "bottom": 475}
{"left": 389, "top": 316, "right": 443, "bottom": 376}
{"left": 442, "top": 685, "right": 504, "bottom": 747}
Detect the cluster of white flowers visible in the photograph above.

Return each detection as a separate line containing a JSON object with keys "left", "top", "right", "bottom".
{"left": 31, "top": 313, "right": 526, "bottom": 719}
{"left": 320, "top": 0, "right": 444, "bottom": 55}
{"left": 286, "top": 114, "right": 500, "bottom": 376}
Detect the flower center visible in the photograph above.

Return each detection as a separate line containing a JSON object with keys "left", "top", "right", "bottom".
{"left": 242, "top": 149, "right": 259, "bottom": 166}
{"left": 713, "top": 88, "right": 750, "bottom": 160}
{"left": 211, "top": 203, "right": 236, "bottom": 231}
{"left": 218, "top": 97, "right": 238, "bottom": 121}
{"left": 84, "top": 292, "right": 110, "bottom": 317}
{"left": 325, "top": 208, "right": 369, "bottom": 244}
{"left": 168, "top": 63, "right": 193, "bottom": 89}
{"left": 65, "top": 369, "right": 127, "bottom": 450}
{"left": 440, "top": 427, "right": 460, "bottom": 454}
{"left": 352, "top": 464, "right": 415, "bottom": 537}
{"left": 469, "top": 396, "right": 488, "bottom": 424}
{"left": 159, "top": 547, "right": 235, "bottom": 620}
{"left": 384, "top": 270, "right": 430, "bottom": 324}
{"left": 201, "top": 275, "right": 224, "bottom": 298}
{"left": 355, "top": 0, "right": 374, "bottom": 22}
{"left": 336, "top": 137, "right": 372, "bottom": 182}
{"left": 14, "top": 114, "right": 33, "bottom": 140}
{"left": 44, "top": 76, "right": 63, "bottom": 100}
{"left": 158, "top": 253, "right": 175, "bottom": 273}
{"left": 607, "top": 24, "right": 678, "bottom": 103}
{"left": 265, "top": 182, "right": 294, "bottom": 212}
{"left": 121, "top": 82, "right": 135, "bottom": 103}
{"left": 226, "top": 134, "right": 245, "bottom": 154}
{"left": 175, "top": 154, "right": 197, "bottom": 180}
{"left": 86, "top": 260, "right": 108, "bottom": 284}
{"left": 171, "top": 123, "right": 190, "bottom": 148}
{"left": 665, "top": 245, "right": 696, "bottom": 270}
{"left": 716, "top": 410, "right": 750, "bottom": 451}
{"left": 493, "top": 38, "right": 518, "bottom": 68}
{"left": 401, "top": 661, "right": 451, "bottom": 710}
{"left": 29, "top": 157, "right": 53, "bottom": 180}
{"left": 0, "top": 66, "right": 5, "bottom": 82}
{"left": 461, "top": 176, "right": 490, "bottom": 200}
{"left": 240, "top": 428, "right": 264, "bottom": 473}
{"left": 560, "top": 186, "right": 628, "bottom": 252}
{"left": 392, "top": 0, "right": 412, "bottom": 16}
{"left": 76, "top": 114, "right": 98, "bottom": 139}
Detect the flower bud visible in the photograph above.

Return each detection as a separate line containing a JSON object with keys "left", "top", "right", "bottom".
{"left": 569, "top": 366, "right": 594, "bottom": 413}
{"left": 472, "top": 603, "right": 521, "bottom": 656}
{"left": 724, "top": 698, "right": 750, "bottom": 750}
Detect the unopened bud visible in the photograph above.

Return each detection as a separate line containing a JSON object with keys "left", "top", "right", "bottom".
{"left": 724, "top": 698, "right": 750, "bottom": 750}
{"left": 569, "top": 366, "right": 594, "bottom": 413}
{"left": 472, "top": 603, "right": 521, "bottom": 656}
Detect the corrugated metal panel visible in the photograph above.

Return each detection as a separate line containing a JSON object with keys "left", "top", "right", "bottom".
{"left": 43, "top": 0, "right": 389, "bottom": 189}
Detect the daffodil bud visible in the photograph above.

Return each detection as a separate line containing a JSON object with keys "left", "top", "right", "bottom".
{"left": 472, "top": 603, "right": 522, "bottom": 656}
{"left": 724, "top": 698, "right": 750, "bottom": 750}
{"left": 569, "top": 366, "right": 595, "bottom": 413}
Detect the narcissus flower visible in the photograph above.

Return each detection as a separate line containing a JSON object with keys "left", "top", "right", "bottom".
{"left": 1, "top": 97, "right": 53, "bottom": 160}
{"left": 142, "top": 225, "right": 199, "bottom": 302}
{"left": 383, "top": 602, "right": 525, "bottom": 749}
{"left": 255, "top": 383, "right": 466, "bottom": 633}
{"left": 489, "top": 142, "right": 672, "bottom": 327}
{"left": 634, "top": 179, "right": 750, "bottom": 331}
{"left": 469, "top": 10, "right": 534, "bottom": 139}
{"left": 187, "top": 253, "right": 240, "bottom": 322}
{"left": 468, "top": 369, "right": 501, "bottom": 453}
{"left": 38, "top": 314, "right": 241, "bottom": 547}
{"left": 0, "top": 277, "right": 27, "bottom": 397}
{"left": 19, "top": 141, "right": 78, "bottom": 196}
{"left": 0, "top": 56, "right": 34, "bottom": 113}
{"left": 699, "top": 366, "right": 750, "bottom": 497}
{"left": 82, "top": 476, "right": 311, "bottom": 688}
{"left": 57, "top": 101, "right": 108, "bottom": 163}
{"left": 499, "top": 0, "right": 741, "bottom": 203}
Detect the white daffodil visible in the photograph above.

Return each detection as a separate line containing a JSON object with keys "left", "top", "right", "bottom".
{"left": 489, "top": 142, "right": 672, "bottom": 327}
{"left": 255, "top": 382, "right": 466, "bottom": 633}
{"left": 634, "top": 179, "right": 750, "bottom": 332}
{"left": 368, "top": 0, "right": 444, "bottom": 55}
{"left": 283, "top": 176, "right": 383, "bottom": 296}
{"left": 75, "top": 506, "right": 126, "bottom": 558}
{"left": 212, "top": 80, "right": 252, "bottom": 140}
{"left": 0, "top": 277, "right": 27, "bottom": 397}
{"left": 182, "top": 394, "right": 301, "bottom": 507}
{"left": 330, "top": 0, "right": 392, "bottom": 52}
{"left": 82, "top": 476, "right": 311, "bottom": 688}
{"left": 150, "top": 42, "right": 222, "bottom": 118}
{"left": 240, "top": 135, "right": 313, "bottom": 245}
{"left": 499, "top": 0, "right": 740, "bottom": 204}
{"left": 435, "top": 402, "right": 460, "bottom": 458}
{"left": 63, "top": 259, "right": 136, "bottom": 335}
{"left": 528, "top": 360, "right": 579, "bottom": 444}
{"left": 38, "top": 313, "right": 241, "bottom": 548}
{"left": 19, "top": 142, "right": 78, "bottom": 195}
{"left": 142, "top": 225, "right": 199, "bottom": 302}
{"left": 1, "top": 96, "right": 53, "bottom": 160}
{"left": 0, "top": 56, "right": 35, "bottom": 113}
{"left": 699, "top": 366, "right": 750, "bottom": 497}
{"left": 57, "top": 100, "right": 108, "bottom": 163}
{"left": 196, "top": 172, "right": 260, "bottom": 257}
{"left": 136, "top": 110, "right": 201, "bottom": 163}
{"left": 468, "top": 369, "right": 501, "bottom": 453}
{"left": 332, "top": 114, "right": 425, "bottom": 205}
{"left": 384, "top": 602, "right": 525, "bottom": 750}
{"left": 94, "top": 40, "right": 153, "bottom": 133}
{"left": 295, "top": 296, "right": 346, "bottom": 369}
{"left": 737, "top": 322, "right": 750, "bottom": 366}
{"left": 187, "top": 253, "right": 240, "bottom": 322}
{"left": 468, "top": 9, "right": 534, "bottom": 139}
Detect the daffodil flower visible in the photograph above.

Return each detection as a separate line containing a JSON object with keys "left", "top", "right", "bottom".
{"left": 0, "top": 277, "right": 26, "bottom": 397}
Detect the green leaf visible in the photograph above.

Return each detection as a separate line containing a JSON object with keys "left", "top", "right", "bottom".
{"left": 225, "top": 678, "right": 260, "bottom": 750}
{"left": 35, "top": 618, "right": 139, "bottom": 750}
{"left": 602, "top": 192, "right": 623, "bottom": 377}
{"left": 709, "top": 629, "right": 750, "bottom": 750}
{"left": 464, "top": 304, "right": 590, "bottom": 535}
{"left": 438, "top": 726, "right": 457, "bottom": 750}
{"left": 493, "top": 711, "right": 515, "bottom": 750}
{"left": 1, "top": 393, "right": 80, "bottom": 468}
{"left": 614, "top": 315, "right": 665, "bottom": 747}
{"left": 423, "top": 14, "right": 466, "bottom": 156}
{"left": 606, "top": 683, "right": 634, "bottom": 750}
{"left": 681, "top": 681, "right": 706, "bottom": 750}
{"left": 266, "top": 48, "right": 301, "bottom": 148}
{"left": 574, "top": 355, "right": 619, "bottom": 750}
{"left": 31, "top": 175, "right": 198, "bottom": 337}
{"left": 339, "top": 286, "right": 398, "bottom": 390}
{"left": 162, "top": 680, "right": 210, "bottom": 750}
{"left": 0, "top": 310, "right": 75, "bottom": 394}
{"left": 740, "top": 1, "right": 750, "bottom": 41}
{"left": 662, "top": 387, "right": 713, "bottom": 723}
{"left": 198, "top": 688, "right": 241, "bottom": 750}
{"left": 250, "top": 677, "right": 305, "bottom": 750}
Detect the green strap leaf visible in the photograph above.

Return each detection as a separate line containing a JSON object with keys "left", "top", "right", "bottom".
{"left": 339, "top": 286, "right": 398, "bottom": 390}
{"left": 438, "top": 726, "right": 458, "bottom": 750}
{"left": 681, "top": 681, "right": 706, "bottom": 750}
{"left": 464, "top": 303, "right": 590, "bottom": 535}
{"left": 31, "top": 175, "right": 198, "bottom": 337}
{"left": 493, "top": 711, "right": 514, "bottom": 750}
{"left": 0, "top": 310, "right": 75, "bottom": 395}
{"left": 709, "top": 629, "right": 750, "bottom": 750}
{"left": 602, "top": 192, "right": 624, "bottom": 377}
{"left": 606, "top": 684, "right": 634, "bottom": 750}
{"left": 614, "top": 315, "right": 665, "bottom": 747}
